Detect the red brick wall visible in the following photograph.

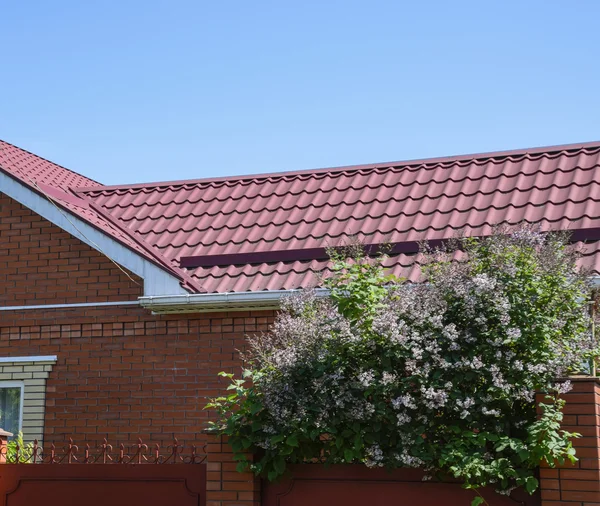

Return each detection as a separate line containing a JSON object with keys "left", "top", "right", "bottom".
{"left": 539, "top": 379, "right": 600, "bottom": 506}
{"left": 0, "top": 307, "right": 273, "bottom": 446}
{"left": 0, "top": 193, "right": 262, "bottom": 504}
{"left": 0, "top": 193, "right": 142, "bottom": 306}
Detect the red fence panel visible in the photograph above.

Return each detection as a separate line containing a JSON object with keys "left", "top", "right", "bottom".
{"left": 0, "top": 464, "right": 206, "bottom": 506}
{"left": 0, "top": 438, "right": 206, "bottom": 506}
{"left": 263, "top": 465, "right": 540, "bottom": 506}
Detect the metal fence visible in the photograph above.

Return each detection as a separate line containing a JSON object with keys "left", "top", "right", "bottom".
{"left": 2, "top": 437, "right": 207, "bottom": 465}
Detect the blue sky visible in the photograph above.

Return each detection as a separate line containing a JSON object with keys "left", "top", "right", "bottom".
{"left": 1, "top": 1, "right": 599, "bottom": 185}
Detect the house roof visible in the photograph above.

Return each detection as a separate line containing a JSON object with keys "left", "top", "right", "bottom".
{"left": 2, "top": 139, "right": 600, "bottom": 293}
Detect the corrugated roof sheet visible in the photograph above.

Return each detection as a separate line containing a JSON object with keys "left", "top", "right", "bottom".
{"left": 2, "top": 139, "right": 600, "bottom": 293}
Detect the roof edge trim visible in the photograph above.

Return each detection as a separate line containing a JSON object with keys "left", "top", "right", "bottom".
{"left": 0, "top": 169, "right": 189, "bottom": 296}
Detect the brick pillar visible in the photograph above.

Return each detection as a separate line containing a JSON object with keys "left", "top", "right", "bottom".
{"left": 206, "top": 435, "right": 261, "bottom": 506}
{"left": 539, "top": 378, "right": 600, "bottom": 505}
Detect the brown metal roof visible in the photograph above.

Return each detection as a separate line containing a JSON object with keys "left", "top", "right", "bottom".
{"left": 2, "top": 139, "right": 600, "bottom": 293}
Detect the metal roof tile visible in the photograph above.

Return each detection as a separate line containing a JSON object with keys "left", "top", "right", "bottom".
{"left": 4, "top": 139, "right": 600, "bottom": 293}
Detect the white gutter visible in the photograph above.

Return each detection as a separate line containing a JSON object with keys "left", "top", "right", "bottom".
{"left": 141, "top": 274, "right": 600, "bottom": 315}
{"left": 0, "top": 300, "right": 140, "bottom": 311}
{"left": 139, "top": 289, "right": 329, "bottom": 314}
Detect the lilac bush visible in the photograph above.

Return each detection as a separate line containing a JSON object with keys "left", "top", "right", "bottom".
{"left": 207, "top": 228, "right": 598, "bottom": 504}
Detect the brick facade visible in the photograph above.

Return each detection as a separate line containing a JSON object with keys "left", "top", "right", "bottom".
{"left": 0, "top": 193, "right": 142, "bottom": 306}
{"left": 0, "top": 192, "right": 261, "bottom": 504}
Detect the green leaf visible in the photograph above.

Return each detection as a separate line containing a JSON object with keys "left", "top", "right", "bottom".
{"left": 525, "top": 476, "right": 539, "bottom": 494}
{"left": 230, "top": 439, "right": 243, "bottom": 453}
{"left": 273, "top": 456, "right": 286, "bottom": 474}
{"left": 471, "top": 497, "right": 485, "bottom": 506}
{"left": 279, "top": 445, "right": 294, "bottom": 455}
{"left": 344, "top": 449, "right": 354, "bottom": 462}
{"left": 286, "top": 435, "right": 299, "bottom": 447}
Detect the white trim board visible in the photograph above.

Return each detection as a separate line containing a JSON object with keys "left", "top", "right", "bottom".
{"left": 0, "top": 356, "right": 57, "bottom": 363}
{"left": 0, "top": 171, "right": 187, "bottom": 296}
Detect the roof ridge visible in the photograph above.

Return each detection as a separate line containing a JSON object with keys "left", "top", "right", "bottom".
{"left": 73, "top": 140, "right": 600, "bottom": 193}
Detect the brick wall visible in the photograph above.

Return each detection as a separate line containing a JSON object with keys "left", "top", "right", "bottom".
{"left": 0, "top": 307, "right": 273, "bottom": 447}
{"left": 0, "top": 193, "right": 262, "bottom": 504}
{"left": 0, "top": 193, "right": 142, "bottom": 306}
{"left": 539, "top": 378, "right": 600, "bottom": 506}
{"left": 0, "top": 307, "right": 267, "bottom": 506}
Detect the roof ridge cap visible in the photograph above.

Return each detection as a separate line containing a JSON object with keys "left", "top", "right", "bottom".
{"left": 73, "top": 140, "right": 600, "bottom": 193}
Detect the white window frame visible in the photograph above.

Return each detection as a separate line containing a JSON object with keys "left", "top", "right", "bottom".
{"left": 0, "top": 381, "right": 25, "bottom": 437}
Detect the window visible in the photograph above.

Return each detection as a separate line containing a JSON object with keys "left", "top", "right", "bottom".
{"left": 0, "top": 356, "right": 56, "bottom": 444}
{"left": 0, "top": 381, "right": 23, "bottom": 439}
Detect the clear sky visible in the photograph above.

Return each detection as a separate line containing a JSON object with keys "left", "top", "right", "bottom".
{"left": 1, "top": 1, "right": 599, "bottom": 185}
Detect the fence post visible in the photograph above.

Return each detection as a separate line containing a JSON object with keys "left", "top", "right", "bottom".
{"left": 0, "top": 429, "right": 13, "bottom": 464}
{"left": 539, "top": 377, "right": 600, "bottom": 505}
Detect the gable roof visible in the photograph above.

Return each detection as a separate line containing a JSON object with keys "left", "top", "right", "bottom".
{"left": 0, "top": 140, "right": 201, "bottom": 293}
{"left": 2, "top": 139, "right": 600, "bottom": 293}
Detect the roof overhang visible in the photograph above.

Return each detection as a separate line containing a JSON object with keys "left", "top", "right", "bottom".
{"left": 0, "top": 169, "right": 188, "bottom": 296}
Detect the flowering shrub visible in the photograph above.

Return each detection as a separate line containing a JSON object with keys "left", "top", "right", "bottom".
{"left": 207, "top": 228, "right": 598, "bottom": 504}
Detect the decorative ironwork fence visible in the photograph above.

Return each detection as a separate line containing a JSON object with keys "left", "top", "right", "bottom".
{"left": 2, "top": 438, "right": 207, "bottom": 465}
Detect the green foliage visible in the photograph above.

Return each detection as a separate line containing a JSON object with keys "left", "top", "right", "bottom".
{"left": 6, "top": 432, "right": 33, "bottom": 463}
{"left": 206, "top": 228, "right": 596, "bottom": 503}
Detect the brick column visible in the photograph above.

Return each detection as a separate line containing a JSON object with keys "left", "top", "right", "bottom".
{"left": 539, "top": 378, "right": 600, "bottom": 505}
{"left": 206, "top": 435, "right": 261, "bottom": 506}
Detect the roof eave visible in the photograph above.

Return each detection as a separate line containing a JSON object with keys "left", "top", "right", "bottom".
{"left": 140, "top": 274, "right": 600, "bottom": 314}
